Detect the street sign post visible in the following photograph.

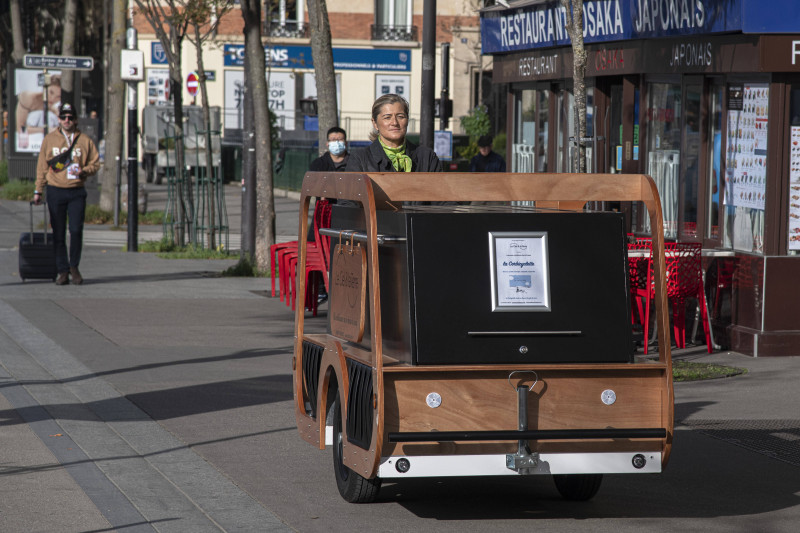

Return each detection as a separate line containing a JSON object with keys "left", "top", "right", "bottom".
{"left": 23, "top": 54, "right": 94, "bottom": 71}
{"left": 187, "top": 72, "right": 199, "bottom": 97}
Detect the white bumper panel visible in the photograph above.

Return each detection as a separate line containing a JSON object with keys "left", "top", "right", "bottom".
{"left": 378, "top": 452, "right": 662, "bottom": 478}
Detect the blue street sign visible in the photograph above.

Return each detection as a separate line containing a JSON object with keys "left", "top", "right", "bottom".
{"left": 24, "top": 54, "right": 94, "bottom": 70}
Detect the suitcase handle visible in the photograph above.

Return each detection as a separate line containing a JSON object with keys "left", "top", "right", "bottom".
{"left": 29, "top": 200, "right": 50, "bottom": 245}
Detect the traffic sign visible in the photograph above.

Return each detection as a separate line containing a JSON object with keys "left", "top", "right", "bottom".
{"left": 187, "top": 71, "right": 199, "bottom": 97}
{"left": 23, "top": 54, "right": 94, "bottom": 71}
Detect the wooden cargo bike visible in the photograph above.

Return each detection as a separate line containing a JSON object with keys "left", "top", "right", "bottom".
{"left": 292, "top": 172, "right": 674, "bottom": 503}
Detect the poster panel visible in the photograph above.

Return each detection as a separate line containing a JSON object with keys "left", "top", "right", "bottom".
{"left": 224, "top": 70, "right": 296, "bottom": 132}
{"left": 14, "top": 69, "right": 63, "bottom": 153}
{"left": 726, "top": 83, "right": 768, "bottom": 210}
{"left": 375, "top": 74, "right": 410, "bottom": 101}
{"left": 789, "top": 126, "right": 800, "bottom": 251}
{"left": 146, "top": 69, "right": 171, "bottom": 106}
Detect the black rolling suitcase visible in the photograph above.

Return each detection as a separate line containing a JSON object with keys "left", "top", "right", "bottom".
{"left": 19, "top": 201, "right": 57, "bottom": 282}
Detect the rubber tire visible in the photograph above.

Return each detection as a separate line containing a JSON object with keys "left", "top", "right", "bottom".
{"left": 332, "top": 396, "right": 381, "bottom": 503}
{"left": 553, "top": 474, "right": 603, "bottom": 501}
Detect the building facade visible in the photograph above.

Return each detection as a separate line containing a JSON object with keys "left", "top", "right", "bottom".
{"left": 133, "top": 1, "right": 485, "bottom": 145}
{"left": 482, "top": 0, "right": 800, "bottom": 356}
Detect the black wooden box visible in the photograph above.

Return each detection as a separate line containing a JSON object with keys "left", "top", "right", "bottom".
{"left": 330, "top": 205, "right": 633, "bottom": 365}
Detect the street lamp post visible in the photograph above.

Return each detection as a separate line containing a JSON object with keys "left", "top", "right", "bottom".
{"left": 420, "top": 0, "right": 436, "bottom": 149}
{"left": 125, "top": 24, "right": 139, "bottom": 252}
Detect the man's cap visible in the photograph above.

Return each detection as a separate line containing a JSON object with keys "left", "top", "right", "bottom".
{"left": 59, "top": 103, "right": 75, "bottom": 117}
{"left": 478, "top": 134, "right": 493, "bottom": 147}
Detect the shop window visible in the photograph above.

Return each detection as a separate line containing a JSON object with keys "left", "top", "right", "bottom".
{"left": 512, "top": 88, "right": 549, "bottom": 173}
{"left": 706, "top": 84, "right": 724, "bottom": 242}
{"left": 556, "top": 86, "right": 574, "bottom": 172}
{"left": 644, "top": 82, "right": 682, "bottom": 239}
{"left": 724, "top": 83, "right": 768, "bottom": 253}
{"left": 787, "top": 88, "right": 800, "bottom": 255}
{"left": 513, "top": 90, "right": 536, "bottom": 172}
{"left": 609, "top": 85, "right": 623, "bottom": 171}
{"left": 681, "top": 83, "right": 702, "bottom": 239}
{"left": 536, "top": 90, "right": 549, "bottom": 172}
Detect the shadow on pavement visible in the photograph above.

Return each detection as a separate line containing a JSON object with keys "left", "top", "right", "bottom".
{"left": 0, "top": 374, "right": 292, "bottom": 426}
{"left": 0, "top": 348, "right": 291, "bottom": 390}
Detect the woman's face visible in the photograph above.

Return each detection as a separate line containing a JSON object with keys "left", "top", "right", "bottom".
{"left": 48, "top": 85, "right": 61, "bottom": 105}
{"left": 373, "top": 102, "right": 409, "bottom": 148}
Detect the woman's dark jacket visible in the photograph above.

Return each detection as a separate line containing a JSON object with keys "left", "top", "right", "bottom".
{"left": 339, "top": 138, "right": 450, "bottom": 207}
{"left": 345, "top": 139, "right": 442, "bottom": 173}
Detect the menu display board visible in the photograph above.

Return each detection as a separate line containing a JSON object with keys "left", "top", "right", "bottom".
{"left": 726, "top": 83, "right": 769, "bottom": 210}
{"left": 789, "top": 126, "right": 800, "bottom": 251}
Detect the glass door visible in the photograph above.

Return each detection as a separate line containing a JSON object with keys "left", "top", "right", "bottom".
{"left": 556, "top": 83, "right": 574, "bottom": 172}
{"left": 644, "top": 80, "right": 682, "bottom": 239}
{"left": 512, "top": 85, "right": 551, "bottom": 173}
{"left": 680, "top": 80, "right": 702, "bottom": 239}
{"left": 706, "top": 81, "right": 725, "bottom": 243}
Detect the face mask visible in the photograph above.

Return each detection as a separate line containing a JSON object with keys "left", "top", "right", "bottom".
{"left": 328, "top": 140, "right": 346, "bottom": 155}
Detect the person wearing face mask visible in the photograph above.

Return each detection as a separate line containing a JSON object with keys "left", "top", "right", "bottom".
{"left": 310, "top": 126, "right": 349, "bottom": 172}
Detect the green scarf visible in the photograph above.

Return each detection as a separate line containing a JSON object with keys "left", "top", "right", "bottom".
{"left": 379, "top": 138, "right": 412, "bottom": 172}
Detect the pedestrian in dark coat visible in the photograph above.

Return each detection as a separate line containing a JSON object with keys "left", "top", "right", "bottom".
{"left": 469, "top": 134, "right": 506, "bottom": 173}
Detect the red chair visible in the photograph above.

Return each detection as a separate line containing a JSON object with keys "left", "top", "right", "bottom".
{"left": 627, "top": 238, "right": 652, "bottom": 325}
{"left": 287, "top": 201, "right": 332, "bottom": 315}
{"left": 632, "top": 242, "right": 713, "bottom": 354}
{"left": 270, "top": 200, "right": 331, "bottom": 304}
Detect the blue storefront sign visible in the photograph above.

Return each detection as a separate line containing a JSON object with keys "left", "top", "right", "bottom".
{"left": 481, "top": 0, "right": 800, "bottom": 54}
{"left": 223, "top": 44, "right": 410, "bottom": 71}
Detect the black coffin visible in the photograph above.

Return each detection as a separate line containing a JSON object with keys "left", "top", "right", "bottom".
{"left": 330, "top": 206, "right": 633, "bottom": 365}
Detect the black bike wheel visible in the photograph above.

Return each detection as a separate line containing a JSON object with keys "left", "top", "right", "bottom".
{"left": 332, "top": 396, "right": 381, "bottom": 503}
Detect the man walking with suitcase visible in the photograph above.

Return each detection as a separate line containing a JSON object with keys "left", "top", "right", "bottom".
{"left": 33, "top": 102, "right": 100, "bottom": 285}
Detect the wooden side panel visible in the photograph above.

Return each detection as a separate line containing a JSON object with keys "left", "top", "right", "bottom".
{"left": 382, "top": 369, "right": 666, "bottom": 457}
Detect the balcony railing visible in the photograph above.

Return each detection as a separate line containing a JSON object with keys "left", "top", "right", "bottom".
{"left": 371, "top": 24, "right": 418, "bottom": 42}
{"left": 265, "top": 21, "right": 309, "bottom": 39}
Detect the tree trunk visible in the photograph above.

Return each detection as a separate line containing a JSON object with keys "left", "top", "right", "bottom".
{"left": 241, "top": 0, "right": 275, "bottom": 271}
{"left": 10, "top": 0, "right": 25, "bottom": 62}
{"left": 561, "top": 0, "right": 587, "bottom": 174}
{"left": 0, "top": 42, "right": 5, "bottom": 163}
{"left": 61, "top": 0, "right": 79, "bottom": 103}
{"left": 307, "top": 0, "right": 338, "bottom": 153}
{"left": 100, "top": 0, "right": 127, "bottom": 214}
{"left": 193, "top": 26, "right": 216, "bottom": 250}
{"left": 168, "top": 23, "right": 190, "bottom": 246}
{"left": 133, "top": 0, "right": 191, "bottom": 244}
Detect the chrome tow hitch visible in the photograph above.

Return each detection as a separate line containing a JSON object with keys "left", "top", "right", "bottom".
{"left": 506, "top": 371, "right": 540, "bottom": 473}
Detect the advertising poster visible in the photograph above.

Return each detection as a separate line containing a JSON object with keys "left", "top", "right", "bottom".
{"left": 434, "top": 130, "right": 452, "bottom": 161}
{"left": 789, "top": 126, "right": 800, "bottom": 250}
{"left": 14, "top": 69, "right": 63, "bottom": 153}
{"left": 147, "top": 69, "right": 171, "bottom": 106}
{"left": 375, "top": 74, "right": 410, "bottom": 101}
{"left": 489, "top": 232, "right": 550, "bottom": 312}
{"left": 726, "top": 83, "right": 769, "bottom": 210}
{"left": 224, "top": 70, "right": 296, "bottom": 132}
